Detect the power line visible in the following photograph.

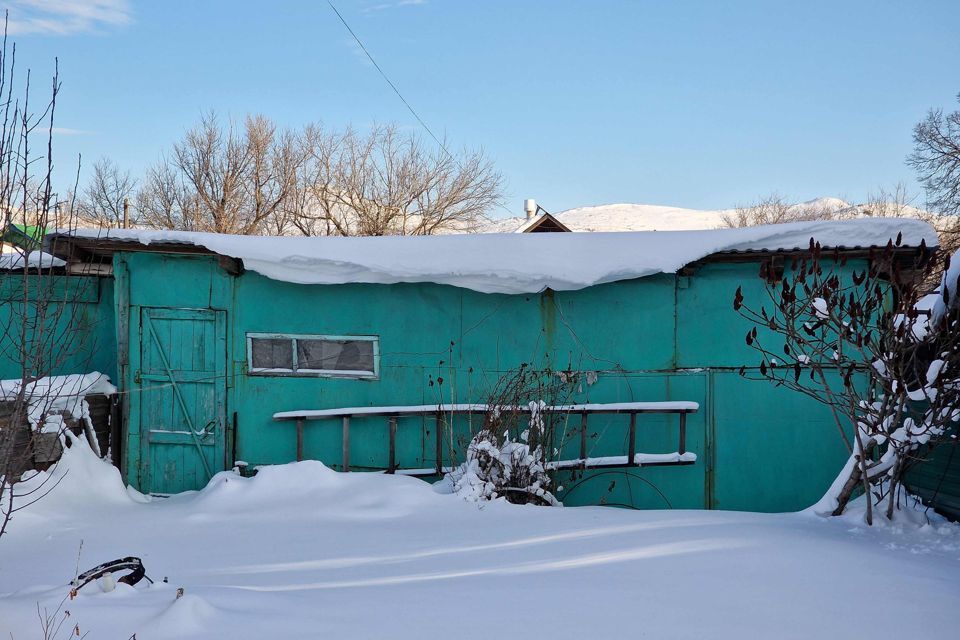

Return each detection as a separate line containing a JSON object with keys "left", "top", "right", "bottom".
{"left": 326, "top": 2, "right": 519, "bottom": 221}
{"left": 326, "top": 1, "right": 453, "bottom": 162}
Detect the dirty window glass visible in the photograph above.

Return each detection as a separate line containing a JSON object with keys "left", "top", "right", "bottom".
{"left": 247, "top": 334, "right": 378, "bottom": 377}
{"left": 250, "top": 338, "right": 294, "bottom": 370}
{"left": 297, "top": 339, "right": 375, "bottom": 373}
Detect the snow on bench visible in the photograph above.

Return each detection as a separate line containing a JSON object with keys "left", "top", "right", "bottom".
{"left": 273, "top": 401, "right": 698, "bottom": 475}
{"left": 391, "top": 452, "right": 699, "bottom": 478}
{"left": 546, "top": 452, "right": 698, "bottom": 470}
{"left": 273, "top": 401, "right": 699, "bottom": 421}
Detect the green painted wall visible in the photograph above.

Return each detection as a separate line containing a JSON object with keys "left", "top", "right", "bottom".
{"left": 112, "top": 251, "right": 858, "bottom": 512}
{"left": 0, "top": 273, "right": 116, "bottom": 382}
{"left": 905, "top": 430, "right": 960, "bottom": 521}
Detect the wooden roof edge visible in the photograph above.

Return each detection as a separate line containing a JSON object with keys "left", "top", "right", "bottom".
{"left": 44, "top": 234, "right": 219, "bottom": 261}
{"left": 516, "top": 212, "right": 572, "bottom": 233}
{"left": 44, "top": 234, "right": 245, "bottom": 276}
{"left": 700, "top": 244, "right": 930, "bottom": 263}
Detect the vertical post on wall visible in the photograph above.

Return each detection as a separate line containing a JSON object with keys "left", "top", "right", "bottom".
{"left": 679, "top": 411, "right": 687, "bottom": 455}
{"left": 580, "top": 411, "right": 588, "bottom": 469}
{"left": 435, "top": 412, "right": 443, "bottom": 476}
{"left": 114, "top": 257, "right": 133, "bottom": 484}
{"left": 387, "top": 416, "right": 397, "bottom": 473}
{"left": 229, "top": 411, "right": 238, "bottom": 469}
{"left": 627, "top": 412, "right": 637, "bottom": 466}
{"left": 342, "top": 416, "right": 350, "bottom": 472}
{"left": 295, "top": 419, "right": 304, "bottom": 462}
{"left": 110, "top": 394, "right": 123, "bottom": 469}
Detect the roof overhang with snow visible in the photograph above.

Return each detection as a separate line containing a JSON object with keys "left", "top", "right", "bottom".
{"left": 45, "top": 218, "right": 938, "bottom": 295}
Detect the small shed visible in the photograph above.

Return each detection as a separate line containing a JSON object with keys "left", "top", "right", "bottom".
{"left": 43, "top": 219, "right": 937, "bottom": 510}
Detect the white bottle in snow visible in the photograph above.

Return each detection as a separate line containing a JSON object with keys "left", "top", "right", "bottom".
{"left": 97, "top": 573, "right": 116, "bottom": 593}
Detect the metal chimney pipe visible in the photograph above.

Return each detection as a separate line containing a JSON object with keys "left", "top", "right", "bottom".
{"left": 523, "top": 198, "right": 537, "bottom": 220}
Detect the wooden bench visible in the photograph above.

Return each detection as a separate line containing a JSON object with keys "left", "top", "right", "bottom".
{"left": 273, "top": 401, "right": 698, "bottom": 476}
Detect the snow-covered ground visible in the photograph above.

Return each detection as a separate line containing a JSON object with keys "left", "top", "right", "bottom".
{"left": 1, "top": 438, "right": 958, "bottom": 639}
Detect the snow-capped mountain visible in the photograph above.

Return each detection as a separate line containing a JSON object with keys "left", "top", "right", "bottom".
{"left": 481, "top": 197, "right": 930, "bottom": 233}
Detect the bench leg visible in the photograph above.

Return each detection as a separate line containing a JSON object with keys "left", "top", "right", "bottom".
{"left": 296, "top": 419, "right": 304, "bottom": 462}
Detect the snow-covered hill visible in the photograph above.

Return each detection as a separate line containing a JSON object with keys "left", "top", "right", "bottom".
{"left": 481, "top": 197, "right": 932, "bottom": 233}
{"left": 557, "top": 203, "right": 730, "bottom": 232}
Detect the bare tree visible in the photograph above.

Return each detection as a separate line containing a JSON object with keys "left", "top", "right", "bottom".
{"left": 909, "top": 94, "right": 960, "bottom": 218}
{"left": 0, "top": 22, "right": 105, "bottom": 540}
{"left": 721, "top": 193, "right": 841, "bottom": 228}
{"left": 863, "top": 182, "right": 960, "bottom": 261}
{"left": 283, "top": 123, "right": 340, "bottom": 236}
{"left": 135, "top": 158, "right": 200, "bottom": 231}
{"left": 240, "top": 114, "right": 304, "bottom": 235}
{"left": 733, "top": 238, "right": 959, "bottom": 524}
{"left": 287, "top": 123, "right": 503, "bottom": 236}
{"left": 863, "top": 183, "right": 915, "bottom": 219}
{"left": 74, "top": 157, "right": 135, "bottom": 228}
{"left": 119, "top": 116, "right": 504, "bottom": 237}
{"left": 908, "top": 97, "right": 960, "bottom": 256}
{"left": 137, "top": 113, "right": 305, "bottom": 235}
{"left": 170, "top": 112, "right": 250, "bottom": 233}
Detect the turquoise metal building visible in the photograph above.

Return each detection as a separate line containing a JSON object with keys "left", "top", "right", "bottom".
{"left": 33, "top": 220, "right": 935, "bottom": 512}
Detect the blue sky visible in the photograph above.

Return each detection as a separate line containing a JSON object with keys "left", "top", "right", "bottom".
{"left": 5, "top": 0, "right": 960, "bottom": 217}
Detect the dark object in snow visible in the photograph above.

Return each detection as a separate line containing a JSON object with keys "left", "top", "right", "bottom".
{"left": 71, "top": 556, "right": 154, "bottom": 591}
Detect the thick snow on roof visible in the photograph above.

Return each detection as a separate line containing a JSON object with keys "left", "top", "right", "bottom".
{"left": 66, "top": 218, "right": 937, "bottom": 295}
{"left": 0, "top": 250, "right": 65, "bottom": 270}
{"left": 0, "top": 372, "right": 116, "bottom": 428}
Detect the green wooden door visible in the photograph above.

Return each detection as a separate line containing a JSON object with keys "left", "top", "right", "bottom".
{"left": 137, "top": 307, "right": 227, "bottom": 494}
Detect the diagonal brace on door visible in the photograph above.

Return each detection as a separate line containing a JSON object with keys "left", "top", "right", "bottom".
{"left": 143, "top": 313, "right": 214, "bottom": 480}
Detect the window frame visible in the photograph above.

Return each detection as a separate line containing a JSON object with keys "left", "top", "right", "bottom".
{"left": 246, "top": 332, "right": 380, "bottom": 379}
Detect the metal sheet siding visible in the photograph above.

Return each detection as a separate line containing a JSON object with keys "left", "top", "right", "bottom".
{"left": 0, "top": 275, "right": 116, "bottom": 381}
{"left": 112, "top": 252, "right": 860, "bottom": 511}
{"left": 905, "top": 437, "right": 960, "bottom": 521}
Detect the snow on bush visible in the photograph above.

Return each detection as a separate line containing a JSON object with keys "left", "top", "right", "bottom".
{"left": 441, "top": 365, "right": 593, "bottom": 506}
{"left": 931, "top": 249, "right": 960, "bottom": 326}
{"left": 737, "top": 240, "right": 960, "bottom": 524}
{"left": 446, "top": 401, "right": 559, "bottom": 506}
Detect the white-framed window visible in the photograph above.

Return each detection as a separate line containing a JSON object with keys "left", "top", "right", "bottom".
{"left": 246, "top": 333, "right": 379, "bottom": 379}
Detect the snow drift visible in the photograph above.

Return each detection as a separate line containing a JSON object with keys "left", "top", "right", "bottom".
{"left": 2, "top": 432, "right": 959, "bottom": 639}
